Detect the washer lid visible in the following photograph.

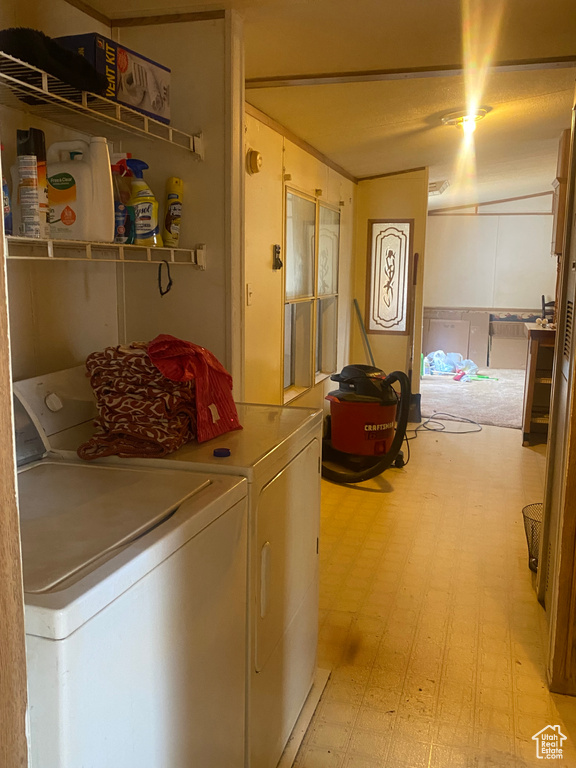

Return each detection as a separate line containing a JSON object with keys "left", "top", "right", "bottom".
{"left": 13, "top": 395, "right": 48, "bottom": 466}
{"left": 19, "top": 462, "right": 210, "bottom": 594}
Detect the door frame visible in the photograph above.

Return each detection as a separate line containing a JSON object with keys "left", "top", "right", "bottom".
{"left": 0, "top": 233, "right": 28, "bottom": 764}
{"left": 539, "top": 89, "right": 576, "bottom": 693}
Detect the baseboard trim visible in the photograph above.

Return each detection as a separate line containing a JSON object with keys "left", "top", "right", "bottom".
{"left": 277, "top": 668, "right": 331, "bottom": 768}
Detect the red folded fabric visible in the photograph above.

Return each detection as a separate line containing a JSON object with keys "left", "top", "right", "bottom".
{"left": 147, "top": 334, "right": 242, "bottom": 442}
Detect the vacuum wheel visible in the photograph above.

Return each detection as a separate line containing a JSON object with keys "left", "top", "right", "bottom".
{"left": 394, "top": 451, "right": 405, "bottom": 468}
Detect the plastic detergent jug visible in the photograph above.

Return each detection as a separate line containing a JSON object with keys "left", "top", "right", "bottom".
{"left": 126, "top": 159, "right": 162, "bottom": 247}
{"left": 47, "top": 137, "right": 114, "bottom": 242}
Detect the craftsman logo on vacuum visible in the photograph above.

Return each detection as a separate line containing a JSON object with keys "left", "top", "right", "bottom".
{"left": 365, "top": 422, "right": 394, "bottom": 435}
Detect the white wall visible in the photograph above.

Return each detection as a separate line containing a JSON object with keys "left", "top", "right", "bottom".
{"left": 118, "top": 17, "right": 243, "bottom": 376}
{"left": 244, "top": 116, "right": 284, "bottom": 404}
{"left": 8, "top": 260, "right": 119, "bottom": 380}
{"left": 424, "top": 202, "right": 556, "bottom": 309}
{"left": 0, "top": 0, "right": 109, "bottom": 35}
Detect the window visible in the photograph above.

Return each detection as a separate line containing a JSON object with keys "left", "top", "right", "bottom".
{"left": 285, "top": 193, "right": 316, "bottom": 300}
{"left": 316, "top": 205, "right": 340, "bottom": 378}
{"left": 316, "top": 296, "right": 337, "bottom": 376}
{"left": 365, "top": 219, "right": 414, "bottom": 335}
{"left": 284, "top": 301, "right": 313, "bottom": 389}
{"left": 284, "top": 191, "right": 340, "bottom": 400}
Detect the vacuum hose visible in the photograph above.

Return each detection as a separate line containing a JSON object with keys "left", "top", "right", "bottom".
{"left": 321, "top": 370, "right": 411, "bottom": 484}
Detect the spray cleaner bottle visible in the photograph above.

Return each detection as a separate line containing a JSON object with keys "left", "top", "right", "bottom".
{"left": 162, "top": 176, "right": 183, "bottom": 247}
{"left": 125, "top": 159, "right": 162, "bottom": 247}
{"left": 112, "top": 159, "right": 135, "bottom": 244}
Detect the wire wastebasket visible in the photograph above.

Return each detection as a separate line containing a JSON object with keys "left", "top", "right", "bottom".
{"left": 522, "top": 503, "right": 543, "bottom": 573}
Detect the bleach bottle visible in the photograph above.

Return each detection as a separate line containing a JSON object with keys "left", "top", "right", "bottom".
{"left": 47, "top": 137, "right": 114, "bottom": 242}
{"left": 126, "top": 159, "right": 163, "bottom": 247}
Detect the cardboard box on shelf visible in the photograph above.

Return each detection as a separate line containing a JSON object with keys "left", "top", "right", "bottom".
{"left": 57, "top": 33, "right": 170, "bottom": 124}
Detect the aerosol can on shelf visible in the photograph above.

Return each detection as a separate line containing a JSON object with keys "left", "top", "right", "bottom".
{"left": 47, "top": 137, "right": 114, "bottom": 242}
{"left": 17, "top": 128, "right": 49, "bottom": 238}
{"left": 125, "top": 159, "right": 162, "bottom": 247}
{"left": 162, "top": 176, "right": 183, "bottom": 247}
{"left": 1, "top": 144, "right": 12, "bottom": 236}
{"left": 2, "top": 174, "right": 11, "bottom": 235}
{"left": 11, "top": 127, "right": 48, "bottom": 238}
{"left": 11, "top": 154, "right": 39, "bottom": 237}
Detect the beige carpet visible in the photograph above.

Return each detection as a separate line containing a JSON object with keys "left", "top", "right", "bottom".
{"left": 420, "top": 368, "right": 525, "bottom": 429}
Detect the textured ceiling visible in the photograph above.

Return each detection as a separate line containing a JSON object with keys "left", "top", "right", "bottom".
{"left": 247, "top": 68, "right": 575, "bottom": 207}
{"left": 79, "top": 0, "right": 576, "bottom": 205}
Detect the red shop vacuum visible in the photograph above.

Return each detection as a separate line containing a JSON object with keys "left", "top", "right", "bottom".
{"left": 322, "top": 364, "right": 410, "bottom": 484}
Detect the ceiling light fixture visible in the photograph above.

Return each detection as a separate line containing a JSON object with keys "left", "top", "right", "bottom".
{"left": 441, "top": 107, "right": 491, "bottom": 134}
{"left": 428, "top": 180, "right": 450, "bottom": 196}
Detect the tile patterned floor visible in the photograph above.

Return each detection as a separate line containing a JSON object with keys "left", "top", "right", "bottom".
{"left": 295, "top": 424, "right": 576, "bottom": 768}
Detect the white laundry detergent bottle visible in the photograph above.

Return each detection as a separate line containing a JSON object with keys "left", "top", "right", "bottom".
{"left": 47, "top": 137, "right": 114, "bottom": 242}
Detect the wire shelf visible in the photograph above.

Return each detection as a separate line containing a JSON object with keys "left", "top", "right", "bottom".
{"left": 5, "top": 236, "right": 206, "bottom": 269}
{"left": 0, "top": 51, "right": 203, "bottom": 157}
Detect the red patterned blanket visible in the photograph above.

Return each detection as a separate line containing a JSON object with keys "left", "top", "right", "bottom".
{"left": 77, "top": 343, "right": 197, "bottom": 460}
{"left": 77, "top": 336, "right": 242, "bottom": 461}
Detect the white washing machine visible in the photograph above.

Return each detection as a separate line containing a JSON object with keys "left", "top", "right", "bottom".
{"left": 15, "top": 367, "right": 322, "bottom": 768}
{"left": 14, "top": 395, "right": 248, "bottom": 768}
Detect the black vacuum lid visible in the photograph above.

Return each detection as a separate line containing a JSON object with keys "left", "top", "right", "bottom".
{"left": 329, "top": 365, "right": 398, "bottom": 404}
